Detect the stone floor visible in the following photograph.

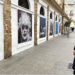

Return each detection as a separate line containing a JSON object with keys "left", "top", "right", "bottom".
{"left": 0, "top": 32, "right": 75, "bottom": 75}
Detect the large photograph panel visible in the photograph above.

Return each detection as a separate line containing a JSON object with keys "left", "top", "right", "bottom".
{"left": 59, "top": 17, "right": 62, "bottom": 33}
{"left": 18, "top": 10, "right": 32, "bottom": 43}
{"left": 56, "top": 22, "right": 58, "bottom": 34}
{"left": 50, "top": 20, "right": 53, "bottom": 35}
{"left": 39, "top": 17, "right": 46, "bottom": 38}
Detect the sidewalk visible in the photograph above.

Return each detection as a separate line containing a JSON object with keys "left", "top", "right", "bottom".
{"left": 0, "top": 32, "right": 75, "bottom": 75}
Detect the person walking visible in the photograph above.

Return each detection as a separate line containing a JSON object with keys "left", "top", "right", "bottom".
{"left": 72, "top": 46, "right": 75, "bottom": 75}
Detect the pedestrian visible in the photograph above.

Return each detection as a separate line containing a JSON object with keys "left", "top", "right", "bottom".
{"left": 72, "top": 46, "right": 75, "bottom": 75}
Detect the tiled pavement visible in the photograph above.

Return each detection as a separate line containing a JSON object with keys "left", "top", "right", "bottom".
{"left": 0, "top": 32, "right": 75, "bottom": 75}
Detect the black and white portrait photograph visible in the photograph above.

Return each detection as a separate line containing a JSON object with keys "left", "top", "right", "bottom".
{"left": 39, "top": 17, "right": 46, "bottom": 38}
{"left": 50, "top": 21, "right": 53, "bottom": 35}
{"left": 18, "top": 10, "right": 32, "bottom": 43}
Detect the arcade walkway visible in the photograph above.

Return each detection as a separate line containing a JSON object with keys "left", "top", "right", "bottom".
{"left": 0, "top": 32, "right": 75, "bottom": 75}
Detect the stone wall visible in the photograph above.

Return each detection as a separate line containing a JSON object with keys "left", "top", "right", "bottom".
{"left": 2, "top": 0, "right": 65, "bottom": 60}
{"left": 3, "top": 0, "right": 11, "bottom": 59}
{"left": 34, "top": 0, "right": 38, "bottom": 45}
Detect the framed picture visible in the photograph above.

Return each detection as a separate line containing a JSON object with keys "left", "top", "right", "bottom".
{"left": 39, "top": 17, "right": 46, "bottom": 38}
{"left": 50, "top": 20, "right": 53, "bottom": 35}
{"left": 18, "top": 10, "right": 32, "bottom": 43}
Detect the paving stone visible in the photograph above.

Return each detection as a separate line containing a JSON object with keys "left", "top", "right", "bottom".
{"left": 0, "top": 32, "right": 75, "bottom": 75}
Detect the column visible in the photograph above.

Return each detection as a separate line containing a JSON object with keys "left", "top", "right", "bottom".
{"left": 34, "top": 0, "right": 38, "bottom": 45}
{"left": 62, "top": 0, "right": 64, "bottom": 34}
{"left": 46, "top": 6, "right": 49, "bottom": 41}
{"left": 3, "top": 0, "right": 11, "bottom": 59}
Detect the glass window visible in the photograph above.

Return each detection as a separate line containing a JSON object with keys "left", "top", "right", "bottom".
{"left": 56, "top": 16, "right": 57, "bottom": 21}
{"left": 40, "top": 6, "right": 45, "bottom": 16}
{"left": 50, "top": 12, "right": 52, "bottom": 19}
{"left": 18, "top": 0, "right": 29, "bottom": 9}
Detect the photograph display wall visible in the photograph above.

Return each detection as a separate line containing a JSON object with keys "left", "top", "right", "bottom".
{"left": 50, "top": 20, "right": 53, "bottom": 35}
{"left": 59, "top": 17, "right": 62, "bottom": 33}
{"left": 39, "top": 17, "right": 46, "bottom": 38}
{"left": 18, "top": 10, "right": 32, "bottom": 43}
{"left": 56, "top": 22, "right": 58, "bottom": 34}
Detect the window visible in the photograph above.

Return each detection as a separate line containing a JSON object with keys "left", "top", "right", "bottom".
{"left": 50, "top": 12, "right": 52, "bottom": 19}
{"left": 18, "top": 0, "right": 30, "bottom": 9}
{"left": 40, "top": 6, "right": 45, "bottom": 16}
{"left": 56, "top": 16, "right": 57, "bottom": 21}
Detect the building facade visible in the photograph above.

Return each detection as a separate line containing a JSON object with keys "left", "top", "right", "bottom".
{"left": 0, "top": 0, "right": 68, "bottom": 61}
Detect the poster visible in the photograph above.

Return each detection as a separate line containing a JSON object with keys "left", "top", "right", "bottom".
{"left": 40, "top": 17, "right": 46, "bottom": 38}
{"left": 18, "top": 10, "right": 32, "bottom": 43}
{"left": 50, "top": 20, "right": 53, "bottom": 35}
{"left": 59, "top": 17, "right": 62, "bottom": 33}
{"left": 56, "top": 22, "right": 58, "bottom": 34}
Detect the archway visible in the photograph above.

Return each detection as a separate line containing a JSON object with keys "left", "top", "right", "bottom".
{"left": 56, "top": 16, "right": 57, "bottom": 21}
{"left": 50, "top": 12, "right": 52, "bottom": 19}
{"left": 18, "top": 0, "right": 30, "bottom": 9}
{"left": 40, "top": 6, "right": 45, "bottom": 16}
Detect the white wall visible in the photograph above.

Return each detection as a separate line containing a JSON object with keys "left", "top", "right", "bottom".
{"left": 11, "top": 8, "right": 18, "bottom": 55}
{"left": 37, "top": 1, "right": 47, "bottom": 45}
{"left": 0, "top": 1, "right": 4, "bottom": 60}
{"left": 11, "top": 0, "right": 34, "bottom": 55}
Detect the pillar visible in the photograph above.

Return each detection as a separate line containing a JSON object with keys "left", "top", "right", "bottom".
{"left": 62, "top": 0, "right": 64, "bottom": 34}
{"left": 53, "top": 11, "right": 56, "bottom": 35}
{"left": 34, "top": 0, "right": 38, "bottom": 45}
{"left": 3, "top": 0, "right": 11, "bottom": 59}
{"left": 46, "top": 6, "right": 49, "bottom": 41}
